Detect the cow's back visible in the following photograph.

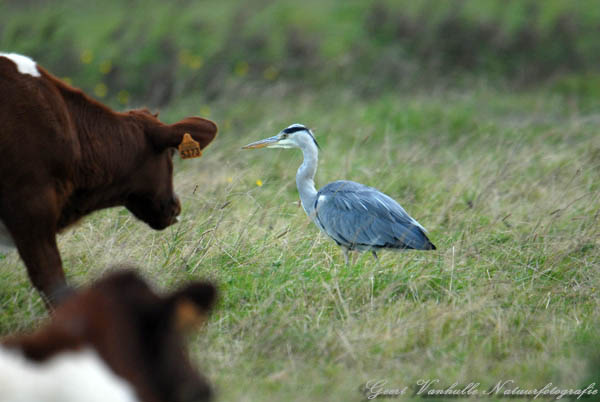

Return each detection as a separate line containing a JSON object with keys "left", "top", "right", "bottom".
{"left": 0, "top": 54, "right": 79, "bottom": 197}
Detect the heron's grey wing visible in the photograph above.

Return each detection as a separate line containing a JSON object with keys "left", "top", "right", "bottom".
{"left": 315, "top": 181, "right": 434, "bottom": 250}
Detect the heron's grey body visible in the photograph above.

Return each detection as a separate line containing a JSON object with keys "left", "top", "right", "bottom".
{"left": 243, "top": 123, "right": 435, "bottom": 262}
{"left": 313, "top": 180, "right": 434, "bottom": 251}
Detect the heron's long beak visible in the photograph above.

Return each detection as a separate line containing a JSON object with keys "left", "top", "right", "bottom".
{"left": 242, "top": 136, "right": 280, "bottom": 149}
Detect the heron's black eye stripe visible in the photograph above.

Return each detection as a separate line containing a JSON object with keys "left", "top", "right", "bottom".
{"left": 283, "top": 126, "right": 307, "bottom": 134}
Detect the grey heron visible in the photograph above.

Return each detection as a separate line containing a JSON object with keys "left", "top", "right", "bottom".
{"left": 243, "top": 124, "right": 436, "bottom": 264}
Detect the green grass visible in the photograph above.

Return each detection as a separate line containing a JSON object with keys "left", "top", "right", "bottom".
{"left": 1, "top": 86, "right": 599, "bottom": 401}
{"left": 2, "top": 1, "right": 600, "bottom": 400}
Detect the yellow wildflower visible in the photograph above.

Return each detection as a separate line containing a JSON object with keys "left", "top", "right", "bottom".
{"left": 199, "top": 106, "right": 211, "bottom": 117}
{"left": 188, "top": 56, "right": 203, "bottom": 70}
{"left": 80, "top": 50, "right": 93, "bottom": 64}
{"left": 234, "top": 61, "right": 249, "bottom": 77}
{"left": 99, "top": 60, "right": 112, "bottom": 74}
{"left": 94, "top": 83, "right": 107, "bottom": 98}
{"left": 263, "top": 66, "right": 278, "bottom": 80}
{"left": 117, "top": 90, "right": 130, "bottom": 105}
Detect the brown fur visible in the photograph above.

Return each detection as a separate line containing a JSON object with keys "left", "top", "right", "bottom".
{"left": 3, "top": 268, "right": 217, "bottom": 402}
{"left": 0, "top": 55, "right": 217, "bottom": 305}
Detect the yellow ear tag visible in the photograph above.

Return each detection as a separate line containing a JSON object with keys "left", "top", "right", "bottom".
{"left": 178, "top": 133, "right": 202, "bottom": 159}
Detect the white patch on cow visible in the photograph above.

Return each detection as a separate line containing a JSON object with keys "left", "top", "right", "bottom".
{"left": 0, "top": 52, "right": 41, "bottom": 77}
{"left": 0, "top": 220, "right": 15, "bottom": 252}
{"left": 0, "top": 346, "right": 139, "bottom": 402}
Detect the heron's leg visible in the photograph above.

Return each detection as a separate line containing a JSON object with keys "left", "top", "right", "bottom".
{"left": 372, "top": 251, "right": 378, "bottom": 260}
{"left": 342, "top": 246, "right": 350, "bottom": 266}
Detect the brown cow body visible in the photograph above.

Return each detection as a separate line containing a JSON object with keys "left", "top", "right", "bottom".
{"left": 0, "top": 53, "right": 217, "bottom": 305}
{"left": 1, "top": 268, "right": 217, "bottom": 402}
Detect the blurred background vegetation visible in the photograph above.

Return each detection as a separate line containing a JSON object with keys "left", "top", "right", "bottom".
{"left": 2, "top": 0, "right": 600, "bottom": 109}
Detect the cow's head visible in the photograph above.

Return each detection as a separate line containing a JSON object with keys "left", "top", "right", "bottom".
{"left": 4, "top": 268, "right": 218, "bottom": 402}
{"left": 126, "top": 110, "right": 217, "bottom": 230}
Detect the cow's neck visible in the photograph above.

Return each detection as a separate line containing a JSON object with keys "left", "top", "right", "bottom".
{"left": 55, "top": 85, "right": 146, "bottom": 227}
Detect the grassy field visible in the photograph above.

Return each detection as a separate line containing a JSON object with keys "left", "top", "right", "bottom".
{"left": 1, "top": 1, "right": 600, "bottom": 401}
{"left": 1, "top": 86, "right": 599, "bottom": 400}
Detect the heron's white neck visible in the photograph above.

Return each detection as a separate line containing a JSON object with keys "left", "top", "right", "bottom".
{"left": 296, "top": 141, "right": 319, "bottom": 217}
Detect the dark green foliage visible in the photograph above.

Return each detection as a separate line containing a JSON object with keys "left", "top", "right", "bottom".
{"left": 2, "top": 0, "right": 600, "bottom": 107}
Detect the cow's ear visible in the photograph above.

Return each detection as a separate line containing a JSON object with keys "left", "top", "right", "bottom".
{"left": 150, "top": 117, "right": 217, "bottom": 152}
{"left": 167, "top": 281, "right": 217, "bottom": 331}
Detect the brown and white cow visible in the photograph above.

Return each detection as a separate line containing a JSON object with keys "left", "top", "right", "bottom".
{"left": 0, "top": 53, "right": 217, "bottom": 305}
{"left": 0, "top": 268, "right": 217, "bottom": 402}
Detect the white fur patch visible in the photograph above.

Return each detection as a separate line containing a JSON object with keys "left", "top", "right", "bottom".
{"left": 0, "top": 52, "right": 41, "bottom": 77}
{"left": 0, "top": 347, "right": 138, "bottom": 402}
{"left": 0, "top": 220, "right": 15, "bottom": 252}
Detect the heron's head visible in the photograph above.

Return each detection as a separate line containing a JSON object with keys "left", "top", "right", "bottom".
{"left": 242, "top": 123, "right": 320, "bottom": 151}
